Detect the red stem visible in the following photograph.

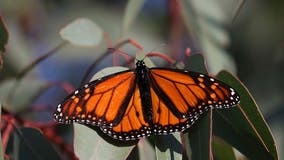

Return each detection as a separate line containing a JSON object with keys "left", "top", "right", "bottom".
{"left": 146, "top": 52, "right": 176, "bottom": 64}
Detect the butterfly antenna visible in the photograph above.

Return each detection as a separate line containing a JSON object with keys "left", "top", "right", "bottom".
{"left": 136, "top": 43, "right": 168, "bottom": 62}
{"left": 147, "top": 43, "right": 168, "bottom": 54}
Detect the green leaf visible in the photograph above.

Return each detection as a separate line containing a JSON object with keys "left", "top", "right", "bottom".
{"left": 185, "top": 54, "right": 207, "bottom": 74}
{"left": 187, "top": 111, "right": 211, "bottom": 160}
{"left": 59, "top": 18, "right": 103, "bottom": 47}
{"left": 0, "top": 16, "right": 8, "bottom": 52}
{"left": 183, "top": 54, "right": 211, "bottom": 160}
{"left": 212, "top": 137, "right": 236, "bottom": 160}
{"left": 90, "top": 66, "right": 129, "bottom": 81}
{"left": 154, "top": 134, "right": 183, "bottom": 160}
{"left": 14, "top": 127, "right": 61, "bottom": 160}
{"left": 0, "top": 78, "right": 47, "bottom": 111}
{"left": 214, "top": 71, "right": 278, "bottom": 160}
{"left": 74, "top": 124, "right": 135, "bottom": 160}
{"left": 122, "top": 0, "right": 145, "bottom": 34}
{"left": 179, "top": 0, "right": 237, "bottom": 74}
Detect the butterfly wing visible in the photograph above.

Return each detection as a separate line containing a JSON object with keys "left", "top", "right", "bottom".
{"left": 54, "top": 70, "right": 137, "bottom": 128}
{"left": 150, "top": 87, "right": 195, "bottom": 135}
{"left": 101, "top": 85, "right": 151, "bottom": 140}
{"left": 54, "top": 66, "right": 240, "bottom": 141}
{"left": 149, "top": 68, "right": 240, "bottom": 131}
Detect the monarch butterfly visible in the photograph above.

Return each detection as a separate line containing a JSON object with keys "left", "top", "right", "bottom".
{"left": 54, "top": 59, "right": 240, "bottom": 141}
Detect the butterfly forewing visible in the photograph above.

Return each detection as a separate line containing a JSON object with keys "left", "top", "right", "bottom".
{"left": 54, "top": 70, "right": 136, "bottom": 127}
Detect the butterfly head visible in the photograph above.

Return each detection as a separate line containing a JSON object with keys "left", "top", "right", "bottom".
{"left": 136, "top": 60, "right": 146, "bottom": 68}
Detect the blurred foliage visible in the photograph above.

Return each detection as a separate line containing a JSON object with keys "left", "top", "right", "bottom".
{"left": 0, "top": 0, "right": 283, "bottom": 160}
{"left": 0, "top": 16, "right": 8, "bottom": 53}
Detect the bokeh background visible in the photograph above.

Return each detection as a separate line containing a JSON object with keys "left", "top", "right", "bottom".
{"left": 1, "top": 0, "right": 283, "bottom": 159}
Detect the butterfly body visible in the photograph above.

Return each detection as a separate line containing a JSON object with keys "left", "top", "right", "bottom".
{"left": 135, "top": 60, "right": 153, "bottom": 123}
{"left": 54, "top": 60, "right": 240, "bottom": 141}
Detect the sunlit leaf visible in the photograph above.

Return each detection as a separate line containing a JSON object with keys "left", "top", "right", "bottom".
{"left": 74, "top": 124, "right": 135, "bottom": 160}
{"left": 90, "top": 66, "right": 129, "bottom": 81}
{"left": 122, "top": 0, "right": 145, "bottom": 34}
{"left": 59, "top": 18, "right": 103, "bottom": 47}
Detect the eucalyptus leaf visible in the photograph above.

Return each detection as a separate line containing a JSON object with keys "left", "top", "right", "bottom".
{"left": 187, "top": 111, "right": 211, "bottom": 160}
{"left": 212, "top": 137, "right": 236, "bottom": 160}
{"left": 90, "top": 66, "right": 129, "bottom": 81}
{"left": 0, "top": 78, "right": 46, "bottom": 111}
{"left": 122, "top": 0, "right": 145, "bottom": 34}
{"left": 179, "top": 0, "right": 237, "bottom": 74}
{"left": 59, "top": 18, "right": 103, "bottom": 47}
{"left": 214, "top": 71, "right": 278, "bottom": 160}
{"left": 154, "top": 134, "right": 183, "bottom": 160}
{"left": 14, "top": 127, "right": 61, "bottom": 160}
{"left": 183, "top": 54, "right": 211, "bottom": 160}
{"left": 74, "top": 124, "right": 135, "bottom": 160}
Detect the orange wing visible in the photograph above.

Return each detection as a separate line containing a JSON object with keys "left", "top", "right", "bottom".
{"left": 151, "top": 87, "right": 197, "bottom": 135}
{"left": 54, "top": 67, "right": 240, "bottom": 141}
{"left": 150, "top": 69, "right": 240, "bottom": 119}
{"left": 101, "top": 85, "right": 151, "bottom": 140}
{"left": 54, "top": 70, "right": 136, "bottom": 128}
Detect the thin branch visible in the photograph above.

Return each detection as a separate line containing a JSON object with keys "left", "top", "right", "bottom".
{"left": 146, "top": 52, "right": 176, "bottom": 65}
{"left": 80, "top": 39, "right": 133, "bottom": 85}
{"left": 6, "top": 41, "right": 67, "bottom": 105}
{"left": 16, "top": 41, "right": 67, "bottom": 79}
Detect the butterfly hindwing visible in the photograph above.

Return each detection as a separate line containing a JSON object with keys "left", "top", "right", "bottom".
{"left": 101, "top": 85, "right": 151, "bottom": 140}
{"left": 150, "top": 87, "right": 197, "bottom": 135}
